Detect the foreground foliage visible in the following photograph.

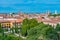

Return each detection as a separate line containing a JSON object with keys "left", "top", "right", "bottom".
{"left": 0, "top": 33, "right": 24, "bottom": 40}
{"left": 21, "top": 18, "right": 38, "bottom": 36}
{"left": 0, "top": 18, "right": 60, "bottom": 40}
{"left": 26, "top": 23, "right": 58, "bottom": 40}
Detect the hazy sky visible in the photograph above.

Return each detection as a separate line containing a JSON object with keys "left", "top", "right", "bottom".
{"left": 0, "top": 0, "right": 60, "bottom": 13}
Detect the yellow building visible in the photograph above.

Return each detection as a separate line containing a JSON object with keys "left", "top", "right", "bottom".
{"left": 0, "top": 19, "right": 22, "bottom": 28}
{"left": 1, "top": 22, "right": 12, "bottom": 28}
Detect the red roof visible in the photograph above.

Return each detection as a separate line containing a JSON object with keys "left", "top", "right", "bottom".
{"left": 0, "top": 19, "right": 23, "bottom": 23}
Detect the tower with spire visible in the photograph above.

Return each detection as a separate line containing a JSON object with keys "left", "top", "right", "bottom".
{"left": 46, "top": 10, "right": 50, "bottom": 15}
{"left": 55, "top": 10, "right": 57, "bottom": 14}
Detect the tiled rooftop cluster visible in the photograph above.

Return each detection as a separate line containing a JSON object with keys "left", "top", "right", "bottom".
{"left": 0, "top": 11, "right": 60, "bottom": 27}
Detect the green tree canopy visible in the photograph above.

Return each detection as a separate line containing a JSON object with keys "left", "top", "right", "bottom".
{"left": 27, "top": 23, "right": 58, "bottom": 40}
{"left": 21, "top": 18, "right": 39, "bottom": 36}
{"left": 55, "top": 23, "right": 60, "bottom": 32}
